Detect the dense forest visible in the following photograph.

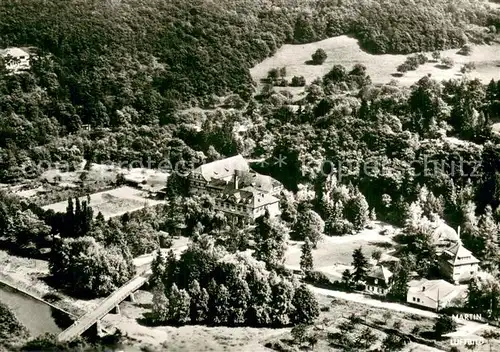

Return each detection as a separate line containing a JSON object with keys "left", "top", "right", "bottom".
{"left": 2, "top": 2, "right": 500, "bottom": 349}
{"left": 0, "top": 0, "right": 499, "bottom": 183}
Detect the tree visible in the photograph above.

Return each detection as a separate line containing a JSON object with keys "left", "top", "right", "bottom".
{"left": 151, "top": 283, "right": 170, "bottom": 323}
{"left": 292, "top": 209, "right": 324, "bottom": 247}
{"left": 292, "top": 284, "right": 319, "bottom": 325}
{"left": 433, "top": 314, "right": 457, "bottom": 337}
{"left": 397, "top": 63, "right": 410, "bottom": 74}
{"left": 253, "top": 210, "right": 289, "bottom": 268}
{"left": 291, "top": 323, "right": 309, "bottom": 345}
{"left": 323, "top": 64, "right": 347, "bottom": 84}
{"left": 461, "top": 62, "right": 476, "bottom": 74}
{"left": 270, "top": 278, "right": 295, "bottom": 326}
{"left": 267, "top": 68, "right": 279, "bottom": 81}
{"left": 290, "top": 76, "right": 306, "bottom": 87}
{"left": 211, "top": 283, "right": 231, "bottom": 325}
{"left": 188, "top": 280, "right": 209, "bottom": 323}
{"left": 49, "top": 236, "right": 134, "bottom": 297}
{"left": 389, "top": 261, "right": 409, "bottom": 301}
{"left": 227, "top": 273, "right": 251, "bottom": 325}
{"left": 458, "top": 44, "right": 473, "bottom": 56}
{"left": 279, "top": 67, "right": 287, "bottom": 78}
{"left": 482, "top": 329, "right": 500, "bottom": 352}
{"left": 441, "top": 57, "right": 455, "bottom": 68}
{"left": 358, "top": 327, "right": 377, "bottom": 350}
{"left": 382, "top": 332, "right": 408, "bottom": 351}
{"left": 345, "top": 190, "right": 369, "bottom": 230}
{"left": 150, "top": 249, "right": 166, "bottom": 289}
{"left": 351, "top": 247, "right": 369, "bottom": 283}
{"left": 168, "top": 284, "right": 191, "bottom": 324}
{"left": 432, "top": 51, "right": 441, "bottom": 62}
{"left": 311, "top": 48, "right": 327, "bottom": 65}
{"left": 300, "top": 238, "right": 314, "bottom": 273}
{"left": 341, "top": 269, "right": 354, "bottom": 290}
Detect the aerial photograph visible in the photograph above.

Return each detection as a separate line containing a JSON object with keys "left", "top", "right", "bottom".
{"left": 1, "top": 0, "right": 500, "bottom": 351}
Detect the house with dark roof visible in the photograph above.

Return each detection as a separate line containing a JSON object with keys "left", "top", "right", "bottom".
{"left": 439, "top": 242, "right": 480, "bottom": 284}
{"left": 189, "top": 155, "right": 283, "bottom": 224}
{"left": 365, "top": 265, "right": 393, "bottom": 296}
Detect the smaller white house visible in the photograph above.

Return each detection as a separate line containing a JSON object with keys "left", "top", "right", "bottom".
{"left": 407, "top": 279, "right": 466, "bottom": 311}
{"left": 1, "top": 47, "right": 30, "bottom": 73}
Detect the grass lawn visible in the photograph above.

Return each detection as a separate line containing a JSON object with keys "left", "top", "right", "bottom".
{"left": 250, "top": 35, "right": 500, "bottom": 99}
{"left": 41, "top": 186, "right": 165, "bottom": 219}
{"left": 8, "top": 162, "right": 169, "bottom": 206}
{"left": 285, "top": 221, "right": 397, "bottom": 280}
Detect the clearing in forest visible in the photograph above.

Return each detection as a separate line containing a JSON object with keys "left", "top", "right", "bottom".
{"left": 250, "top": 35, "right": 500, "bottom": 98}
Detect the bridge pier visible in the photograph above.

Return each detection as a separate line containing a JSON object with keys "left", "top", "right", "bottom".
{"left": 110, "top": 305, "right": 120, "bottom": 315}
{"left": 126, "top": 292, "right": 136, "bottom": 303}
{"left": 89, "top": 319, "right": 103, "bottom": 337}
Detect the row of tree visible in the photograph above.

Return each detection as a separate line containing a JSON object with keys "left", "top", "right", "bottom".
{"left": 150, "top": 235, "right": 319, "bottom": 327}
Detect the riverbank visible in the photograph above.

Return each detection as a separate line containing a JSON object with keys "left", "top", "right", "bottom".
{"left": 0, "top": 250, "right": 99, "bottom": 317}
{"left": 0, "top": 302, "right": 29, "bottom": 350}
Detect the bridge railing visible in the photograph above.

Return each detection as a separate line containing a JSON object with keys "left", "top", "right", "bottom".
{"left": 58, "top": 271, "right": 151, "bottom": 342}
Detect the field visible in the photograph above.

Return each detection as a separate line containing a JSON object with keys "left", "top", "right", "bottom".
{"left": 250, "top": 35, "right": 500, "bottom": 99}
{"left": 285, "top": 222, "right": 397, "bottom": 280}
{"left": 1, "top": 162, "right": 169, "bottom": 206}
{"left": 41, "top": 186, "right": 165, "bottom": 219}
{"left": 106, "top": 290, "right": 463, "bottom": 352}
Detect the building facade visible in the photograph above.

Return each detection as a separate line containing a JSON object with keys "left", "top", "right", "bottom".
{"left": 1, "top": 47, "right": 30, "bottom": 73}
{"left": 439, "top": 242, "right": 480, "bottom": 284}
{"left": 407, "top": 279, "right": 465, "bottom": 311}
{"left": 365, "top": 265, "right": 393, "bottom": 296}
{"left": 189, "top": 155, "right": 283, "bottom": 224}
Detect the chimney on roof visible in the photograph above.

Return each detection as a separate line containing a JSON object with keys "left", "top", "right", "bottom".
{"left": 457, "top": 226, "right": 461, "bottom": 238}
{"left": 234, "top": 171, "right": 239, "bottom": 190}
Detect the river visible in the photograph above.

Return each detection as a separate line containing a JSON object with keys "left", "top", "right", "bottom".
{"left": 0, "top": 282, "right": 72, "bottom": 337}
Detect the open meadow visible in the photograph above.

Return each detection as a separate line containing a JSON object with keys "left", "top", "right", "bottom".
{"left": 106, "top": 289, "right": 475, "bottom": 352}
{"left": 250, "top": 35, "right": 500, "bottom": 99}
{"left": 41, "top": 186, "right": 165, "bottom": 220}
{"left": 285, "top": 222, "right": 397, "bottom": 280}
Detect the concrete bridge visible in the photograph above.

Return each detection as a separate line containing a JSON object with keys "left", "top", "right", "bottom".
{"left": 57, "top": 246, "right": 187, "bottom": 343}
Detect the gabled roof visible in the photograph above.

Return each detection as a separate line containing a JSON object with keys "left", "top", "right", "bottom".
{"left": 1, "top": 47, "right": 29, "bottom": 58}
{"left": 367, "top": 265, "right": 393, "bottom": 282}
{"left": 408, "top": 279, "right": 461, "bottom": 303}
{"left": 443, "top": 242, "right": 480, "bottom": 266}
{"left": 192, "top": 155, "right": 249, "bottom": 181}
{"left": 431, "top": 221, "right": 460, "bottom": 244}
{"left": 219, "top": 187, "right": 279, "bottom": 208}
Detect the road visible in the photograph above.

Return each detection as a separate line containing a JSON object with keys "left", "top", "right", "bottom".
{"left": 309, "top": 285, "right": 490, "bottom": 338}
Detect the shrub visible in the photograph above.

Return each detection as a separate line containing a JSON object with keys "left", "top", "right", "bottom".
{"left": 305, "top": 271, "right": 332, "bottom": 286}
{"left": 416, "top": 53, "right": 429, "bottom": 65}
{"left": 397, "top": 63, "right": 410, "bottom": 73}
{"left": 458, "top": 44, "right": 473, "bottom": 56}
{"left": 311, "top": 48, "right": 327, "bottom": 65}
{"left": 275, "top": 78, "right": 288, "bottom": 87}
{"left": 290, "top": 76, "right": 306, "bottom": 87}
{"left": 405, "top": 56, "right": 419, "bottom": 70}
{"left": 460, "top": 62, "right": 476, "bottom": 74}
{"left": 441, "top": 57, "right": 455, "bottom": 68}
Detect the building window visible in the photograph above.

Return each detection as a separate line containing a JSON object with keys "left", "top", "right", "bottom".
{"left": 417, "top": 298, "right": 420, "bottom": 303}
{"left": 413, "top": 297, "right": 416, "bottom": 302}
